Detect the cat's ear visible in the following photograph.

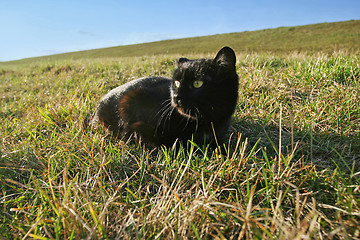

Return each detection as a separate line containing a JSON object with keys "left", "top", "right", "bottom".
{"left": 175, "top": 57, "right": 189, "bottom": 67}
{"left": 214, "top": 46, "right": 236, "bottom": 69}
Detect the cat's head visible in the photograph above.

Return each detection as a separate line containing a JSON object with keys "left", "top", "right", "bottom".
{"left": 170, "top": 46, "right": 238, "bottom": 122}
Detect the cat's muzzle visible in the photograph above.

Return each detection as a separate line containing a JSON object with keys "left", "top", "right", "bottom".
{"left": 171, "top": 94, "right": 182, "bottom": 107}
{"left": 171, "top": 98, "right": 197, "bottom": 120}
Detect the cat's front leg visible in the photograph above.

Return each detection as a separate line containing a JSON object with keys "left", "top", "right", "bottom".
{"left": 129, "top": 121, "right": 160, "bottom": 145}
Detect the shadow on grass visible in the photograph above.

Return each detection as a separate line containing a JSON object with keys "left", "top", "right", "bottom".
{"left": 232, "top": 117, "right": 360, "bottom": 175}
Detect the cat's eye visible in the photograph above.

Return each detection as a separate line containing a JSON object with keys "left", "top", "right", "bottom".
{"left": 193, "top": 80, "right": 204, "bottom": 88}
{"left": 174, "top": 80, "right": 180, "bottom": 88}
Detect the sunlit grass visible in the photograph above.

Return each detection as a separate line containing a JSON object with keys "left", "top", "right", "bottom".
{"left": 1, "top": 52, "right": 359, "bottom": 239}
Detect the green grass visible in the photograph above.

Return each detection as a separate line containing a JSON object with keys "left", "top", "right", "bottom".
{"left": 1, "top": 51, "right": 360, "bottom": 239}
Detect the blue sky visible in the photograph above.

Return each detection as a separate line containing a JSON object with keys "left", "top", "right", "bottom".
{"left": 1, "top": 0, "right": 359, "bottom": 61}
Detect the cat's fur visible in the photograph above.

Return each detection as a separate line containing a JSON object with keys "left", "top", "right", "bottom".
{"left": 90, "top": 46, "right": 239, "bottom": 147}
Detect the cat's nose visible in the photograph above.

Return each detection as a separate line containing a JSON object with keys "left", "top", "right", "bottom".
{"left": 173, "top": 96, "right": 182, "bottom": 106}
{"left": 177, "top": 99, "right": 182, "bottom": 106}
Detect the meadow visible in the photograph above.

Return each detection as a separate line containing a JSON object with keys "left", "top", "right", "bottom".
{"left": 1, "top": 49, "right": 359, "bottom": 239}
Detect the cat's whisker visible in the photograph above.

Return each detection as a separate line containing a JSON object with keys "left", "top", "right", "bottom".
{"left": 163, "top": 104, "right": 176, "bottom": 135}
{"left": 162, "top": 103, "right": 173, "bottom": 126}
{"left": 183, "top": 109, "right": 192, "bottom": 129}
{"left": 194, "top": 107, "right": 200, "bottom": 132}
{"left": 155, "top": 99, "right": 171, "bottom": 116}
{"left": 157, "top": 99, "right": 176, "bottom": 135}
{"left": 154, "top": 99, "right": 172, "bottom": 135}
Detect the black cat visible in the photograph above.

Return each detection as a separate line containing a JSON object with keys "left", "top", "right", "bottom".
{"left": 90, "top": 46, "right": 239, "bottom": 147}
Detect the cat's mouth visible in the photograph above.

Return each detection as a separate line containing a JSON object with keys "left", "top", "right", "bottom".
{"left": 171, "top": 98, "right": 197, "bottom": 120}
{"left": 176, "top": 106, "right": 197, "bottom": 120}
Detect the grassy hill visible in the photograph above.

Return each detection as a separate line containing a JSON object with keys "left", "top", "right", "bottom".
{"left": 1, "top": 19, "right": 360, "bottom": 67}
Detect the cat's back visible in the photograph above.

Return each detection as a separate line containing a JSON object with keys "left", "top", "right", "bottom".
{"left": 91, "top": 76, "right": 171, "bottom": 132}
{"left": 99, "top": 76, "right": 171, "bottom": 106}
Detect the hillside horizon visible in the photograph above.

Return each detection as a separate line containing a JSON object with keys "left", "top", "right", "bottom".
{"left": 1, "top": 19, "right": 359, "bottom": 66}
